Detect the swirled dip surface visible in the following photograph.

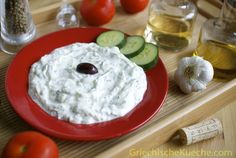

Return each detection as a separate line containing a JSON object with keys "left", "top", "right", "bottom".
{"left": 28, "top": 43, "right": 147, "bottom": 124}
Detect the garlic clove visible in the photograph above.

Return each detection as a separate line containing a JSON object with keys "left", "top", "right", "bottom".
{"left": 198, "top": 60, "right": 214, "bottom": 82}
{"left": 191, "top": 79, "right": 207, "bottom": 92}
{"left": 179, "top": 79, "right": 193, "bottom": 94}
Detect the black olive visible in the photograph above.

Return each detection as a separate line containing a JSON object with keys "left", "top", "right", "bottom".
{"left": 76, "top": 63, "right": 98, "bottom": 75}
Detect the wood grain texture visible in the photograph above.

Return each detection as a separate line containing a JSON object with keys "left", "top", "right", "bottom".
{"left": 29, "top": 0, "right": 81, "bottom": 25}
{"left": 0, "top": 0, "right": 235, "bottom": 158}
{"left": 149, "top": 102, "right": 236, "bottom": 158}
{"left": 193, "top": 0, "right": 222, "bottom": 18}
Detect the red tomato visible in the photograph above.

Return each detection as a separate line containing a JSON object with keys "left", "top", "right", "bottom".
{"left": 120, "top": 0, "right": 149, "bottom": 14}
{"left": 80, "top": 0, "right": 116, "bottom": 26}
{"left": 1, "top": 131, "right": 59, "bottom": 158}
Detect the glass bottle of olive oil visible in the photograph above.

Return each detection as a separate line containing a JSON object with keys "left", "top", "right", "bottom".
{"left": 144, "top": 0, "right": 197, "bottom": 51}
{"left": 194, "top": 0, "right": 236, "bottom": 79}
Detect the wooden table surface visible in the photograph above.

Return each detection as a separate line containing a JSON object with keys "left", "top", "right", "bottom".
{"left": 146, "top": 102, "right": 236, "bottom": 158}
{"left": 0, "top": 0, "right": 235, "bottom": 157}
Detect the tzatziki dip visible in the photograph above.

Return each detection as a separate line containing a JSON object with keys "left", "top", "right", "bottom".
{"left": 28, "top": 43, "right": 147, "bottom": 124}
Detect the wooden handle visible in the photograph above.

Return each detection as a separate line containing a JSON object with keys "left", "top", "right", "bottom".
{"left": 193, "top": 0, "right": 222, "bottom": 18}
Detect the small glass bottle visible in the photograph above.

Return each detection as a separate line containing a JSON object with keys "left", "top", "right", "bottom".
{"left": 56, "top": 3, "right": 79, "bottom": 29}
{"left": 194, "top": 0, "right": 236, "bottom": 79}
{"left": 144, "top": 0, "right": 197, "bottom": 51}
{"left": 0, "top": 0, "right": 36, "bottom": 55}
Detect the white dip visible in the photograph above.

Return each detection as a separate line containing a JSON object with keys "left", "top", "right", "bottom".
{"left": 28, "top": 43, "right": 147, "bottom": 124}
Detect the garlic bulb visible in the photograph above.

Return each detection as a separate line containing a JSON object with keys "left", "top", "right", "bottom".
{"left": 174, "top": 56, "right": 214, "bottom": 94}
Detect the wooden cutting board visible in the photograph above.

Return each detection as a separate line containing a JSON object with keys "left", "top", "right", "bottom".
{"left": 1, "top": 0, "right": 235, "bottom": 157}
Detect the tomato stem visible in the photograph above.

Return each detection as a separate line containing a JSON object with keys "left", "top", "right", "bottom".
{"left": 20, "top": 145, "right": 28, "bottom": 153}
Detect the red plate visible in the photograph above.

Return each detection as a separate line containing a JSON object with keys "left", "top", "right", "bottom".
{"left": 5, "top": 28, "right": 168, "bottom": 141}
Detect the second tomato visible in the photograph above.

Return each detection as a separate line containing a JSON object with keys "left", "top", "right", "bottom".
{"left": 80, "top": 0, "right": 115, "bottom": 26}
{"left": 1, "top": 131, "right": 58, "bottom": 158}
{"left": 120, "top": 0, "right": 149, "bottom": 14}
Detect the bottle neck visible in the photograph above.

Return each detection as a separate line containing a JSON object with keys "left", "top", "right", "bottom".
{"left": 219, "top": 0, "right": 236, "bottom": 22}
{"left": 217, "top": 0, "right": 236, "bottom": 31}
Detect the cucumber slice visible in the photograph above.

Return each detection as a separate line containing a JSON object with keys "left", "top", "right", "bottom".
{"left": 96, "top": 30, "right": 126, "bottom": 48}
{"left": 130, "top": 43, "right": 159, "bottom": 70}
{"left": 120, "top": 35, "right": 145, "bottom": 58}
